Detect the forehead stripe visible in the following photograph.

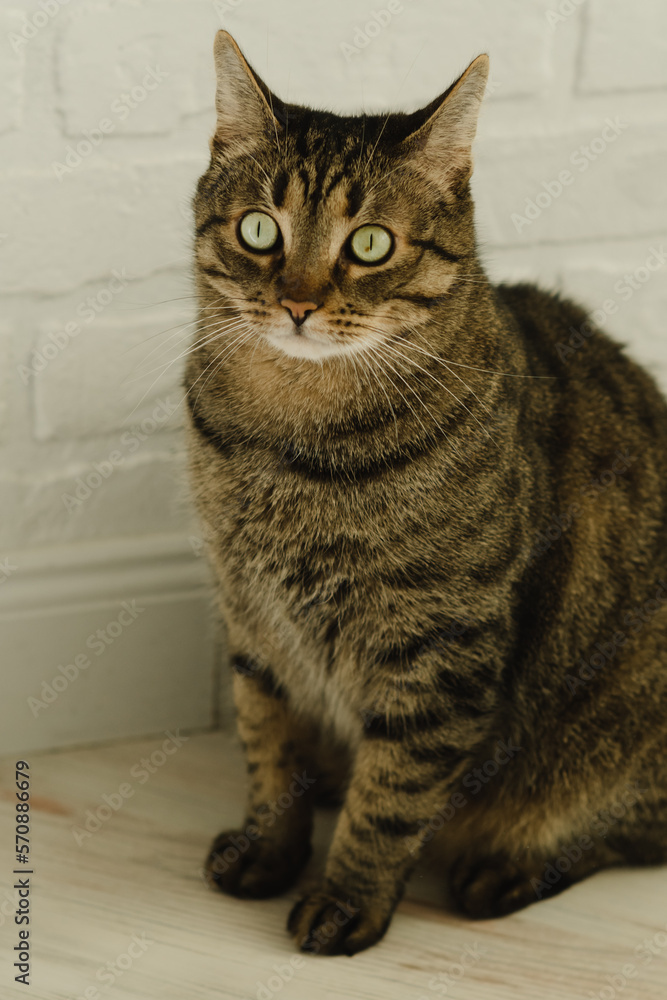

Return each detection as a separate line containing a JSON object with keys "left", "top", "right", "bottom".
{"left": 272, "top": 168, "right": 290, "bottom": 207}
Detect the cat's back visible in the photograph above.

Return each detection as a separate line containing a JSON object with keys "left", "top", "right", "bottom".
{"left": 495, "top": 280, "right": 667, "bottom": 461}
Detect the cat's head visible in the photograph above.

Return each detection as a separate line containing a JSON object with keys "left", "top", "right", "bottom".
{"left": 193, "top": 31, "right": 488, "bottom": 363}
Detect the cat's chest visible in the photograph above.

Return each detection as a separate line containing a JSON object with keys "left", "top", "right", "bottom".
{"left": 209, "top": 455, "right": 386, "bottom": 591}
{"left": 225, "top": 547, "right": 366, "bottom": 743}
{"left": 200, "top": 461, "right": 384, "bottom": 734}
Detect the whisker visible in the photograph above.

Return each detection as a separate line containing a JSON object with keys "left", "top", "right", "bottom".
{"left": 119, "top": 316, "right": 199, "bottom": 358}
{"left": 364, "top": 329, "right": 499, "bottom": 451}
{"left": 192, "top": 326, "right": 254, "bottom": 409}
{"left": 357, "top": 113, "right": 366, "bottom": 170}
{"left": 264, "top": 30, "right": 282, "bottom": 156}
{"left": 362, "top": 164, "right": 406, "bottom": 203}
{"left": 123, "top": 318, "right": 246, "bottom": 383}
{"left": 381, "top": 336, "right": 495, "bottom": 422}
{"left": 166, "top": 325, "right": 254, "bottom": 423}
{"left": 363, "top": 341, "right": 434, "bottom": 441}
{"left": 407, "top": 327, "right": 556, "bottom": 379}
{"left": 187, "top": 324, "right": 254, "bottom": 405}
{"left": 359, "top": 342, "right": 436, "bottom": 517}
{"left": 117, "top": 294, "right": 199, "bottom": 310}
{"left": 133, "top": 310, "right": 243, "bottom": 366}
{"left": 386, "top": 340, "right": 500, "bottom": 450}
{"left": 120, "top": 310, "right": 231, "bottom": 361}
{"left": 241, "top": 149, "right": 275, "bottom": 192}
{"left": 364, "top": 41, "right": 426, "bottom": 171}
{"left": 284, "top": 88, "right": 290, "bottom": 146}
{"left": 121, "top": 318, "right": 245, "bottom": 392}
{"left": 356, "top": 346, "right": 399, "bottom": 447}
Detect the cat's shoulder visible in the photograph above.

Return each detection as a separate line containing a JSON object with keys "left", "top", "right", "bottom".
{"left": 494, "top": 280, "right": 590, "bottom": 336}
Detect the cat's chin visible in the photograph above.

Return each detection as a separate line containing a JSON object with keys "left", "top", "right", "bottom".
{"left": 263, "top": 330, "right": 361, "bottom": 362}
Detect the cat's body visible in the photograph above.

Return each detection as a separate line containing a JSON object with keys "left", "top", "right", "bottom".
{"left": 186, "top": 31, "right": 667, "bottom": 954}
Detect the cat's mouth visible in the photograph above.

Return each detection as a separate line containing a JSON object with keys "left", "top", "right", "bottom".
{"left": 263, "top": 320, "right": 367, "bottom": 361}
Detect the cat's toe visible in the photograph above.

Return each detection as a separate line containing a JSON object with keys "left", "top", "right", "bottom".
{"left": 205, "top": 828, "right": 310, "bottom": 899}
{"left": 450, "top": 852, "right": 537, "bottom": 919}
{"left": 287, "top": 886, "right": 390, "bottom": 955}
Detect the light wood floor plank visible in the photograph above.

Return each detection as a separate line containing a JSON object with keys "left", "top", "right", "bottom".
{"left": 1, "top": 731, "right": 666, "bottom": 999}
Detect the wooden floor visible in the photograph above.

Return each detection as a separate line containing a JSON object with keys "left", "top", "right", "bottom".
{"left": 1, "top": 730, "right": 666, "bottom": 1000}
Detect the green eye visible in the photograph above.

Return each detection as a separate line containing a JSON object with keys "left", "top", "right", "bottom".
{"left": 349, "top": 225, "right": 393, "bottom": 264}
{"left": 238, "top": 211, "right": 280, "bottom": 252}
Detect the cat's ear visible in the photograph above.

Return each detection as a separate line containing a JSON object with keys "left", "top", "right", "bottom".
{"left": 402, "top": 54, "right": 489, "bottom": 190}
{"left": 211, "top": 30, "right": 283, "bottom": 155}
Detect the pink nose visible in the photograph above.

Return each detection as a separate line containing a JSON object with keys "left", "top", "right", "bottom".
{"left": 280, "top": 298, "right": 320, "bottom": 327}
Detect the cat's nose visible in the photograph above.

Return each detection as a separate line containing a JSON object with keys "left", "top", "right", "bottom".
{"left": 279, "top": 298, "right": 320, "bottom": 327}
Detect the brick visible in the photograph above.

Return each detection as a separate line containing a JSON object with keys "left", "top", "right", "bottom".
{"left": 559, "top": 248, "right": 667, "bottom": 388}
{"left": 0, "top": 10, "right": 25, "bottom": 133}
{"left": 0, "top": 158, "right": 205, "bottom": 295}
{"left": 579, "top": 0, "right": 667, "bottom": 93}
{"left": 484, "top": 240, "right": 667, "bottom": 396}
{"left": 31, "top": 307, "right": 190, "bottom": 441}
{"left": 56, "top": 0, "right": 217, "bottom": 135}
{"left": 226, "top": 0, "right": 554, "bottom": 110}
{"left": 0, "top": 454, "right": 193, "bottom": 552}
{"left": 474, "top": 123, "right": 667, "bottom": 245}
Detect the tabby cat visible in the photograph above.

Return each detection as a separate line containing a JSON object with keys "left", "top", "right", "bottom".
{"left": 185, "top": 30, "right": 667, "bottom": 955}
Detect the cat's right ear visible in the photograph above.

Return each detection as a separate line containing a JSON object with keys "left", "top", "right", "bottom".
{"left": 401, "top": 54, "right": 489, "bottom": 193}
{"left": 211, "top": 31, "right": 283, "bottom": 155}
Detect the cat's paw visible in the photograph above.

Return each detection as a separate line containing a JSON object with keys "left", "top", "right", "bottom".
{"left": 204, "top": 828, "right": 310, "bottom": 899}
{"left": 287, "top": 886, "right": 390, "bottom": 955}
{"left": 450, "top": 851, "right": 539, "bottom": 919}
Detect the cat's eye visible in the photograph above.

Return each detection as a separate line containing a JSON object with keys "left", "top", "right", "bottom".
{"left": 238, "top": 211, "right": 280, "bottom": 253}
{"left": 348, "top": 225, "right": 393, "bottom": 265}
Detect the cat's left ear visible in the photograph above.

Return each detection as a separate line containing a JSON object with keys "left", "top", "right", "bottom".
{"left": 402, "top": 54, "right": 489, "bottom": 190}
{"left": 211, "top": 30, "right": 284, "bottom": 155}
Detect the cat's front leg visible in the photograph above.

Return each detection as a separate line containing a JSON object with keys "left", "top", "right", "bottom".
{"left": 205, "top": 656, "right": 317, "bottom": 899}
{"left": 287, "top": 728, "right": 483, "bottom": 955}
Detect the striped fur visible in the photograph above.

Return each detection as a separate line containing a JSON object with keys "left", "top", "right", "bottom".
{"left": 188, "top": 32, "right": 667, "bottom": 954}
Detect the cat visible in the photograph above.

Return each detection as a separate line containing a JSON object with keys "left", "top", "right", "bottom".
{"left": 185, "top": 29, "right": 667, "bottom": 955}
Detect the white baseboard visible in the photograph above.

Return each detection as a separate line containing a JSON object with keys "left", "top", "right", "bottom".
{"left": 0, "top": 534, "right": 226, "bottom": 755}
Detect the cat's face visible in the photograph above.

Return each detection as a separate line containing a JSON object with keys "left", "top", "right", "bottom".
{"left": 193, "top": 33, "right": 488, "bottom": 363}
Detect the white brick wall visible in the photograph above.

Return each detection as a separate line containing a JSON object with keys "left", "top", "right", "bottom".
{"left": 2, "top": 0, "right": 666, "bottom": 751}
